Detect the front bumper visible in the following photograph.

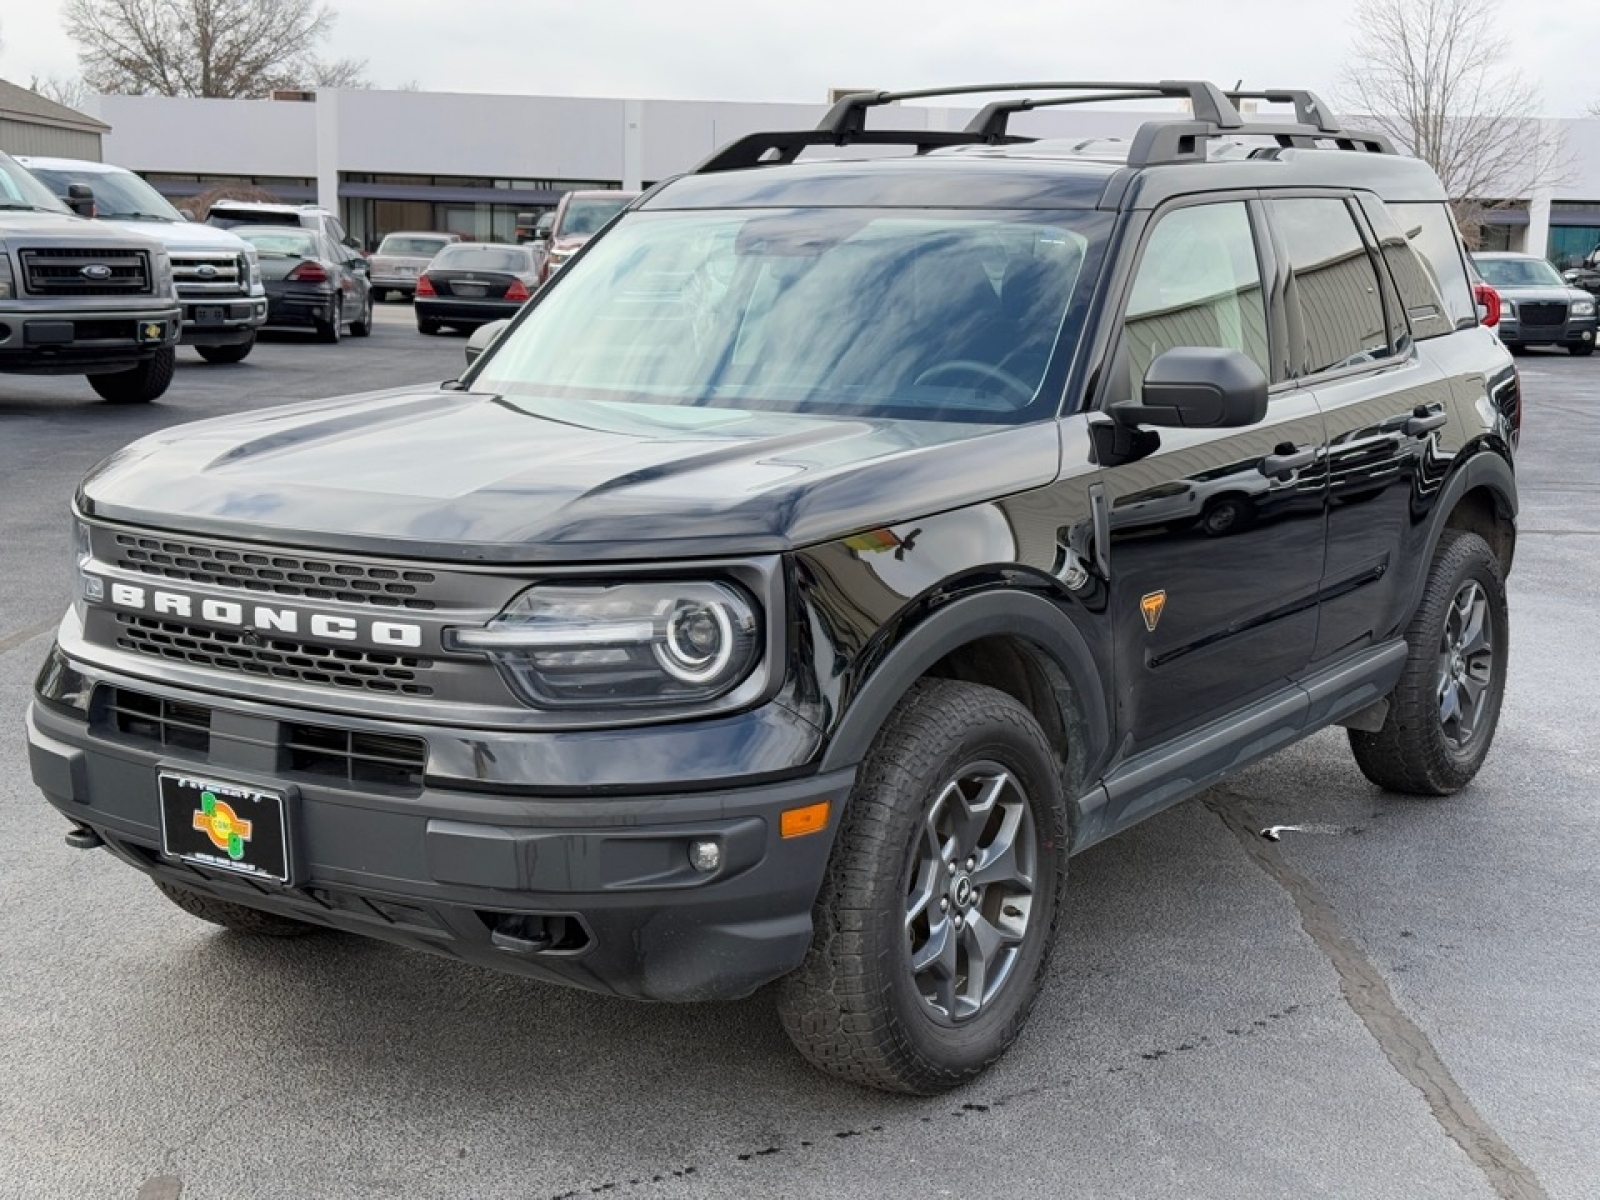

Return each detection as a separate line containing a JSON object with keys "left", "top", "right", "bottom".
{"left": 178, "top": 295, "right": 267, "bottom": 346}
{"left": 0, "top": 302, "right": 181, "bottom": 374}
{"left": 1498, "top": 315, "right": 1597, "bottom": 348}
{"left": 29, "top": 654, "right": 850, "bottom": 1003}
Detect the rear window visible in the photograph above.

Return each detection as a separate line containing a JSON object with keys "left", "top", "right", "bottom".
{"left": 236, "top": 228, "right": 317, "bottom": 258}
{"left": 379, "top": 235, "right": 450, "bottom": 257}
{"left": 431, "top": 245, "right": 532, "bottom": 272}
{"left": 210, "top": 207, "right": 300, "bottom": 228}
{"left": 1359, "top": 196, "right": 1454, "bottom": 341}
{"left": 1389, "top": 202, "right": 1477, "bottom": 330}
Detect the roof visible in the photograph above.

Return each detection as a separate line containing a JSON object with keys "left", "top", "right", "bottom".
{"left": 0, "top": 79, "right": 109, "bottom": 133}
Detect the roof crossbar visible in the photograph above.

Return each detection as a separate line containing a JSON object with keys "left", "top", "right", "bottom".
{"left": 689, "top": 80, "right": 1395, "bottom": 175}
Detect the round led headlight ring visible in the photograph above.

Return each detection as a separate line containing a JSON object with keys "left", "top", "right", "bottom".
{"left": 655, "top": 600, "right": 736, "bottom": 684}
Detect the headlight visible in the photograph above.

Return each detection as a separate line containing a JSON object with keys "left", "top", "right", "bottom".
{"left": 71, "top": 517, "right": 102, "bottom": 625}
{"left": 446, "top": 581, "right": 761, "bottom": 709}
{"left": 1501, "top": 298, "right": 1517, "bottom": 318}
{"left": 241, "top": 247, "right": 261, "bottom": 288}
{"left": 0, "top": 244, "right": 12, "bottom": 298}
{"left": 153, "top": 250, "right": 174, "bottom": 296}
{"left": 1573, "top": 298, "right": 1595, "bottom": 317}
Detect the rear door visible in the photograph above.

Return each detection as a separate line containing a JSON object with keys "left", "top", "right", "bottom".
{"left": 1094, "top": 196, "right": 1329, "bottom": 767}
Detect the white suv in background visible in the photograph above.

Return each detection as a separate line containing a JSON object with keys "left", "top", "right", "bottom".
{"left": 18, "top": 157, "right": 268, "bottom": 364}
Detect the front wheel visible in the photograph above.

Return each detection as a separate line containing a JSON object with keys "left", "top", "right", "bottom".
{"left": 777, "top": 678, "right": 1067, "bottom": 1094}
{"left": 1349, "top": 529, "right": 1508, "bottom": 794}
{"left": 196, "top": 336, "right": 255, "bottom": 365}
{"left": 1568, "top": 342, "right": 1594, "bottom": 357}
{"left": 154, "top": 880, "right": 323, "bottom": 938}
{"left": 88, "top": 345, "right": 176, "bottom": 403}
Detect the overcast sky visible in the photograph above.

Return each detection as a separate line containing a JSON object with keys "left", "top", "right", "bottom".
{"left": 0, "top": 0, "right": 1594, "bottom": 118}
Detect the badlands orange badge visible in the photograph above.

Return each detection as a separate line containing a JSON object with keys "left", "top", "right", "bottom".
{"left": 193, "top": 790, "right": 252, "bottom": 861}
{"left": 1140, "top": 590, "right": 1167, "bottom": 633}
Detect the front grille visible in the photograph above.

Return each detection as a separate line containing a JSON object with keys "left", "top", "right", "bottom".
{"left": 285, "top": 723, "right": 427, "bottom": 789}
{"left": 113, "top": 533, "right": 437, "bottom": 610}
{"left": 21, "top": 247, "right": 152, "bottom": 296}
{"left": 94, "top": 686, "right": 211, "bottom": 753}
{"left": 172, "top": 253, "right": 247, "bottom": 296}
{"left": 1519, "top": 301, "right": 1567, "bottom": 327}
{"left": 115, "top": 613, "right": 435, "bottom": 696}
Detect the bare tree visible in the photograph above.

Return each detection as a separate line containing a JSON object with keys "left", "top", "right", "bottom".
{"left": 1339, "top": 0, "right": 1567, "bottom": 246}
{"left": 29, "top": 75, "right": 94, "bottom": 111}
{"left": 62, "top": 0, "right": 367, "bottom": 98}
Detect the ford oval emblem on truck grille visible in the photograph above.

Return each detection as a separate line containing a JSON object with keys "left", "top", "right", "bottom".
{"left": 81, "top": 264, "right": 113, "bottom": 280}
{"left": 196, "top": 264, "right": 218, "bottom": 279}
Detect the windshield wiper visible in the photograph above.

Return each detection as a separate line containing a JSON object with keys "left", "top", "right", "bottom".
{"left": 100, "top": 211, "right": 172, "bottom": 222}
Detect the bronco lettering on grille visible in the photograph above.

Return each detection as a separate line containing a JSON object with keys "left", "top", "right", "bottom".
{"left": 105, "top": 582, "right": 423, "bottom": 649}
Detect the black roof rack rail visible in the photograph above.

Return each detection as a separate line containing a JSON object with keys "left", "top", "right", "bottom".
{"left": 689, "top": 80, "right": 1395, "bottom": 175}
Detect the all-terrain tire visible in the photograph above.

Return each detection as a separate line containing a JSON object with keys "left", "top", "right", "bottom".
{"left": 1348, "top": 529, "right": 1508, "bottom": 795}
{"left": 195, "top": 337, "right": 255, "bottom": 365}
{"left": 154, "top": 880, "right": 322, "bottom": 938}
{"left": 88, "top": 345, "right": 176, "bottom": 404}
{"left": 776, "top": 678, "right": 1068, "bottom": 1094}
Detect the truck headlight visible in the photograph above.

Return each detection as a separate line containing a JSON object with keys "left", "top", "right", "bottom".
{"left": 1573, "top": 298, "right": 1596, "bottom": 317}
{"left": 71, "top": 517, "right": 102, "bottom": 625}
{"left": 1501, "top": 298, "right": 1517, "bottom": 318}
{"left": 0, "top": 246, "right": 13, "bottom": 299}
{"left": 152, "top": 250, "right": 174, "bottom": 296}
{"left": 242, "top": 248, "right": 261, "bottom": 288}
{"left": 445, "top": 581, "right": 761, "bottom": 709}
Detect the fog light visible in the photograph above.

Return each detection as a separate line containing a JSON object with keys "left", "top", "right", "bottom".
{"left": 688, "top": 839, "right": 721, "bottom": 873}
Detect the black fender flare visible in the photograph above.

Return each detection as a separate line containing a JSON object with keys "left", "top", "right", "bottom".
{"left": 1402, "top": 446, "right": 1518, "bottom": 618}
{"left": 817, "top": 589, "right": 1111, "bottom": 783}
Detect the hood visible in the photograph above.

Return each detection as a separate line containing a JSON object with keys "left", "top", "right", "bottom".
{"left": 77, "top": 387, "right": 1060, "bottom": 563}
{"left": 0, "top": 209, "right": 164, "bottom": 249}
{"left": 95, "top": 217, "right": 250, "bottom": 255}
{"left": 1488, "top": 282, "right": 1591, "bottom": 304}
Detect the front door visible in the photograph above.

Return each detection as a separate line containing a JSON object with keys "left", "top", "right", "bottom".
{"left": 1093, "top": 198, "right": 1329, "bottom": 767}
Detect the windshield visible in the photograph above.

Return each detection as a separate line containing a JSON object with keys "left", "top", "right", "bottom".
{"left": 1474, "top": 256, "right": 1565, "bottom": 288}
{"left": 431, "top": 245, "right": 533, "bottom": 272}
{"left": 473, "top": 208, "right": 1106, "bottom": 423}
{"left": 379, "top": 235, "right": 451, "bottom": 257}
{"left": 0, "top": 154, "right": 72, "bottom": 213}
{"left": 559, "top": 196, "right": 632, "bottom": 238}
{"left": 25, "top": 164, "right": 182, "bottom": 221}
{"left": 236, "top": 228, "right": 318, "bottom": 258}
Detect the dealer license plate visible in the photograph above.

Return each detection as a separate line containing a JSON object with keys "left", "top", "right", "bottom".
{"left": 159, "top": 772, "right": 290, "bottom": 883}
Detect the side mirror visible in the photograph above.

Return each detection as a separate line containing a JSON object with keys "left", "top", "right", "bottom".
{"left": 178, "top": 208, "right": 196, "bottom": 221}
{"left": 66, "top": 182, "right": 96, "bottom": 218}
{"left": 1112, "top": 347, "right": 1268, "bottom": 430}
{"left": 350, "top": 257, "right": 370, "bottom": 274}
{"left": 464, "top": 318, "right": 512, "bottom": 366}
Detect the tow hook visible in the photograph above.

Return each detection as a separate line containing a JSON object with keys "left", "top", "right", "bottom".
{"left": 63, "top": 824, "right": 105, "bottom": 850}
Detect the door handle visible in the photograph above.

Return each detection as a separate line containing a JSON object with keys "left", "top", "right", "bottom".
{"left": 1405, "top": 409, "right": 1447, "bottom": 436}
{"left": 1259, "top": 444, "right": 1317, "bottom": 477}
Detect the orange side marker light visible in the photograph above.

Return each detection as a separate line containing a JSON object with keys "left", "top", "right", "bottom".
{"left": 780, "top": 800, "right": 832, "bottom": 839}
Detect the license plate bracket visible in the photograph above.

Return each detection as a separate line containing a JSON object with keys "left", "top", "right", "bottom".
{"left": 195, "top": 306, "right": 225, "bottom": 326}
{"left": 159, "top": 771, "right": 292, "bottom": 884}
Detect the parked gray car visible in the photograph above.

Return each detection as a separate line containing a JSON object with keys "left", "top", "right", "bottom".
{"left": 368, "top": 231, "right": 460, "bottom": 302}
{"left": 1472, "top": 251, "right": 1597, "bottom": 355}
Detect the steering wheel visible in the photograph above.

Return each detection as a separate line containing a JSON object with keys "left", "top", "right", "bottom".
{"left": 912, "top": 359, "right": 1035, "bottom": 404}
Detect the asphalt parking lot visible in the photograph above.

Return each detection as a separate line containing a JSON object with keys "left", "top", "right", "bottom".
{"left": 2, "top": 314, "right": 1596, "bottom": 1200}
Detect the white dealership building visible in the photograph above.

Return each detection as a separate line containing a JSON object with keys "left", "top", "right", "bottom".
{"left": 74, "top": 87, "right": 1600, "bottom": 264}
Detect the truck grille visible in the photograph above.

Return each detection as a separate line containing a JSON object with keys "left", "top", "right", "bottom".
{"left": 96, "top": 686, "right": 212, "bottom": 753}
{"left": 172, "top": 253, "right": 247, "bottom": 296}
{"left": 114, "top": 613, "right": 435, "bottom": 696}
{"left": 21, "top": 247, "right": 152, "bottom": 296}
{"left": 1519, "top": 301, "right": 1567, "bottom": 327}
{"left": 113, "top": 533, "right": 438, "bottom": 610}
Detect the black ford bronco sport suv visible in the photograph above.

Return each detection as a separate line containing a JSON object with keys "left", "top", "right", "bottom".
{"left": 28, "top": 82, "right": 1519, "bottom": 1094}
{"left": 0, "top": 151, "right": 181, "bottom": 404}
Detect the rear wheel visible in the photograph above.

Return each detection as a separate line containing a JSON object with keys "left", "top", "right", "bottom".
{"left": 154, "top": 880, "right": 322, "bottom": 938}
{"left": 1349, "top": 529, "right": 1508, "bottom": 795}
{"left": 417, "top": 318, "right": 442, "bottom": 335}
{"left": 195, "top": 336, "right": 255, "bottom": 365}
{"left": 88, "top": 346, "right": 175, "bottom": 403}
{"left": 349, "top": 292, "right": 373, "bottom": 337}
{"left": 777, "top": 678, "right": 1067, "bottom": 1094}
{"left": 314, "top": 301, "right": 341, "bottom": 344}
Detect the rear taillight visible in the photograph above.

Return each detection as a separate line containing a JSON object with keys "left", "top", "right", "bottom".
{"left": 416, "top": 274, "right": 436, "bottom": 297}
{"left": 287, "top": 261, "right": 329, "bottom": 283}
{"left": 1474, "top": 282, "right": 1501, "bottom": 328}
{"left": 505, "top": 278, "right": 530, "bottom": 302}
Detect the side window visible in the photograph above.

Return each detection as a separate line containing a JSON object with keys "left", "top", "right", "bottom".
{"left": 1121, "top": 201, "right": 1269, "bottom": 398}
{"left": 1270, "top": 197, "right": 1393, "bottom": 375}
{"left": 1389, "top": 202, "right": 1478, "bottom": 331}
{"left": 1359, "top": 196, "right": 1451, "bottom": 341}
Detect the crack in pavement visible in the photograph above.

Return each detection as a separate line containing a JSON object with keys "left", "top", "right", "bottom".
{"left": 1205, "top": 790, "right": 1549, "bottom": 1200}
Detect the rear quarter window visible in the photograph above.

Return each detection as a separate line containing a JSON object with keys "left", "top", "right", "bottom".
{"left": 1386, "top": 201, "right": 1477, "bottom": 332}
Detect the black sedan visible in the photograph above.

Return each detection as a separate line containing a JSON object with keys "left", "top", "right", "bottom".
{"left": 415, "top": 243, "right": 539, "bottom": 334}
{"left": 233, "top": 225, "right": 373, "bottom": 344}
